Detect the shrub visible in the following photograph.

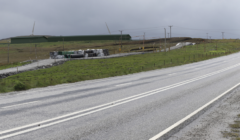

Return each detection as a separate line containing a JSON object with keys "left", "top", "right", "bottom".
{"left": 14, "top": 82, "right": 26, "bottom": 91}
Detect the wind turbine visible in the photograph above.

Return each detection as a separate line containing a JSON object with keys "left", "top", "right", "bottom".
{"left": 32, "top": 21, "right": 35, "bottom": 36}
{"left": 105, "top": 22, "right": 111, "bottom": 34}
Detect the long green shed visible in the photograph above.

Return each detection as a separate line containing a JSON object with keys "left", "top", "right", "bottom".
{"left": 11, "top": 34, "right": 131, "bottom": 44}
{"left": 11, "top": 36, "right": 48, "bottom": 44}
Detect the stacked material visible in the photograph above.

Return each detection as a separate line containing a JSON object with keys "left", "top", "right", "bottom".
{"left": 176, "top": 42, "right": 196, "bottom": 46}
{"left": 50, "top": 49, "right": 109, "bottom": 59}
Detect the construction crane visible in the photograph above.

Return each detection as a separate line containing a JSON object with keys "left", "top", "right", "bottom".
{"left": 105, "top": 22, "right": 111, "bottom": 34}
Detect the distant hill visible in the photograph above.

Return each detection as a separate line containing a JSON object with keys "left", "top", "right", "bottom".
{"left": 0, "top": 38, "right": 10, "bottom": 43}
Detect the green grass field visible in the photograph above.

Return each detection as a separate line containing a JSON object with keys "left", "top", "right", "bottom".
{"left": 0, "top": 39, "right": 239, "bottom": 93}
{"left": 0, "top": 37, "right": 192, "bottom": 65}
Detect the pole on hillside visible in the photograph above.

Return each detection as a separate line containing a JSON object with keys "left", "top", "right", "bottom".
{"left": 164, "top": 28, "right": 166, "bottom": 52}
{"left": 7, "top": 42, "right": 9, "bottom": 63}
{"left": 35, "top": 44, "right": 37, "bottom": 60}
{"left": 159, "top": 38, "right": 161, "bottom": 52}
{"left": 169, "top": 25, "right": 173, "bottom": 38}
{"left": 216, "top": 41, "right": 218, "bottom": 50}
{"left": 204, "top": 41, "right": 206, "bottom": 52}
{"left": 63, "top": 38, "right": 64, "bottom": 51}
{"left": 119, "top": 30, "right": 123, "bottom": 49}
{"left": 143, "top": 32, "right": 145, "bottom": 49}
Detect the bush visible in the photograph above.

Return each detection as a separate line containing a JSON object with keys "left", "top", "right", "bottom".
{"left": 14, "top": 82, "right": 26, "bottom": 91}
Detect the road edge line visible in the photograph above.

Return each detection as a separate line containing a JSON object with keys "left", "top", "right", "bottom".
{"left": 149, "top": 82, "right": 240, "bottom": 140}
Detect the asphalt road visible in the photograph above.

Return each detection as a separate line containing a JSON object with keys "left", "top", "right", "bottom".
{"left": 1, "top": 51, "right": 239, "bottom": 140}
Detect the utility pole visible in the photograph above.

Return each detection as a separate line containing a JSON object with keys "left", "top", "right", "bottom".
{"left": 206, "top": 33, "right": 208, "bottom": 43}
{"left": 159, "top": 37, "right": 161, "bottom": 52}
{"left": 168, "top": 33, "right": 169, "bottom": 38}
{"left": 143, "top": 32, "right": 145, "bottom": 49}
{"left": 222, "top": 32, "right": 224, "bottom": 39}
{"left": 119, "top": 30, "right": 123, "bottom": 49}
{"left": 216, "top": 40, "right": 218, "bottom": 50}
{"left": 7, "top": 41, "right": 9, "bottom": 63}
{"left": 35, "top": 44, "right": 37, "bottom": 60}
{"left": 169, "top": 25, "right": 173, "bottom": 38}
{"left": 164, "top": 28, "right": 166, "bottom": 52}
{"left": 63, "top": 38, "right": 64, "bottom": 51}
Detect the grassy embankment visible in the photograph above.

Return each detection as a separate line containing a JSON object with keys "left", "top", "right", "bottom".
{"left": 0, "top": 39, "right": 239, "bottom": 93}
{"left": 0, "top": 37, "right": 190, "bottom": 65}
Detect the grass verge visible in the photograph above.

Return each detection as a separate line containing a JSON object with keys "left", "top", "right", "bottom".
{"left": 0, "top": 39, "right": 239, "bottom": 93}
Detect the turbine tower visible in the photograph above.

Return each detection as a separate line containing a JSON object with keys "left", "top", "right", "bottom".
{"left": 32, "top": 21, "right": 35, "bottom": 36}
{"left": 105, "top": 22, "right": 111, "bottom": 34}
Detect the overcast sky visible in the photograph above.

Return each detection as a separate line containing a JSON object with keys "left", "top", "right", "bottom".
{"left": 0, "top": 0, "right": 240, "bottom": 40}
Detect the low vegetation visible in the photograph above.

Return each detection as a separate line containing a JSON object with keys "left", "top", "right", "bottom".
{"left": 0, "top": 39, "right": 240, "bottom": 93}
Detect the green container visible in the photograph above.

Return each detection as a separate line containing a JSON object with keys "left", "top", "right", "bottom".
{"left": 58, "top": 51, "right": 74, "bottom": 55}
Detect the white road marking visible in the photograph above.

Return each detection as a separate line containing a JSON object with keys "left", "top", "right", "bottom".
{"left": 149, "top": 82, "right": 240, "bottom": 140}
{"left": 1, "top": 63, "right": 240, "bottom": 139}
{"left": 1, "top": 101, "right": 40, "bottom": 109}
{"left": 168, "top": 73, "right": 176, "bottom": 76}
{"left": 115, "top": 82, "right": 132, "bottom": 86}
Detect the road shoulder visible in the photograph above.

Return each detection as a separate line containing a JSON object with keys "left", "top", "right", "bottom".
{"left": 169, "top": 87, "right": 240, "bottom": 140}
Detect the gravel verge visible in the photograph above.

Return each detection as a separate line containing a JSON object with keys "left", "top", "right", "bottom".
{"left": 168, "top": 86, "right": 240, "bottom": 140}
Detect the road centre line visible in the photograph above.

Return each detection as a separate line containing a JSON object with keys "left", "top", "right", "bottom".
{"left": 149, "top": 82, "right": 240, "bottom": 140}
{"left": 0, "top": 63, "right": 240, "bottom": 139}
{"left": 1, "top": 101, "right": 40, "bottom": 109}
{"left": 115, "top": 82, "right": 132, "bottom": 86}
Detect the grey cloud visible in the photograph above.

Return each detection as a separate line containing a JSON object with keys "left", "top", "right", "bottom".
{"left": 0, "top": 0, "right": 240, "bottom": 39}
